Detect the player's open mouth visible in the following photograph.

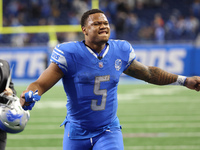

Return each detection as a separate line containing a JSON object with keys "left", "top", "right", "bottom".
{"left": 99, "top": 31, "right": 108, "bottom": 34}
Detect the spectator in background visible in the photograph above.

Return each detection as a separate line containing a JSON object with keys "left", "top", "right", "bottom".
{"left": 115, "top": 11, "right": 127, "bottom": 39}
{"left": 138, "top": 26, "right": 154, "bottom": 41}
{"left": 155, "top": 25, "right": 165, "bottom": 43}
{"left": 153, "top": 13, "right": 165, "bottom": 43}
{"left": 10, "top": 18, "right": 29, "bottom": 47}
{"left": 185, "top": 15, "right": 200, "bottom": 39}
{"left": 124, "top": 13, "right": 141, "bottom": 41}
{"left": 176, "top": 16, "right": 186, "bottom": 39}
{"left": 165, "top": 15, "right": 177, "bottom": 40}
{"left": 106, "top": 0, "right": 118, "bottom": 19}
{"left": 191, "top": 0, "right": 200, "bottom": 19}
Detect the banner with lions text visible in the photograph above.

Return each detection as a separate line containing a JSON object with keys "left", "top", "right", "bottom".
{"left": 0, "top": 44, "right": 198, "bottom": 79}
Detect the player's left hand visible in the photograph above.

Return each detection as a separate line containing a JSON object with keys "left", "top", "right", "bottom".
{"left": 184, "top": 76, "right": 200, "bottom": 91}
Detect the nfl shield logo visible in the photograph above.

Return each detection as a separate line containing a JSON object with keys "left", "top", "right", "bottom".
{"left": 99, "top": 62, "right": 103, "bottom": 68}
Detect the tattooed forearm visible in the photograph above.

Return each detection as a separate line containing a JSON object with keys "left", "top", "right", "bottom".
{"left": 124, "top": 60, "right": 178, "bottom": 85}
{"left": 147, "top": 66, "right": 178, "bottom": 85}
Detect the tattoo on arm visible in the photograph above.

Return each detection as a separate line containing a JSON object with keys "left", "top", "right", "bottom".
{"left": 124, "top": 60, "right": 178, "bottom": 85}
{"left": 147, "top": 66, "right": 178, "bottom": 85}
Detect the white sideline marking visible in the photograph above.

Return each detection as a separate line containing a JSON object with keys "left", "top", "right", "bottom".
{"left": 118, "top": 96, "right": 200, "bottom": 103}
{"left": 35, "top": 100, "right": 66, "bottom": 109}
{"left": 118, "top": 86, "right": 188, "bottom": 101}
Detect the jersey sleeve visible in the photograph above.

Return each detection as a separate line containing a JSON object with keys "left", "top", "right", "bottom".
{"left": 50, "top": 44, "right": 68, "bottom": 74}
{"left": 123, "top": 41, "right": 136, "bottom": 71}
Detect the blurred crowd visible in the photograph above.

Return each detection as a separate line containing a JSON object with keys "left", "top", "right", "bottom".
{"left": 1, "top": 0, "right": 200, "bottom": 46}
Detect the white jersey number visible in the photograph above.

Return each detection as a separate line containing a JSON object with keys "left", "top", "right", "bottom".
{"left": 91, "top": 75, "right": 110, "bottom": 111}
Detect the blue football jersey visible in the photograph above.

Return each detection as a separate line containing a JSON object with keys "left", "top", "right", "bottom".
{"left": 50, "top": 40, "right": 136, "bottom": 139}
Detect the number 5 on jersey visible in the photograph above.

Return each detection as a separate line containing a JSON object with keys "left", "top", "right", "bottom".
{"left": 91, "top": 75, "right": 110, "bottom": 111}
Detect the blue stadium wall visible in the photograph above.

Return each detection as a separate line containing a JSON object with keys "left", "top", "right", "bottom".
{"left": 0, "top": 44, "right": 199, "bottom": 79}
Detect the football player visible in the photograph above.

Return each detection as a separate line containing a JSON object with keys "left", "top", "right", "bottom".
{"left": 20, "top": 9, "right": 200, "bottom": 150}
{"left": 0, "top": 59, "right": 16, "bottom": 150}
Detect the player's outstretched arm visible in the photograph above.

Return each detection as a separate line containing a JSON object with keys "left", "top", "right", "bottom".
{"left": 123, "top": 59, "right": 200, "bottom": 91}
{"left": 20, "top": 62, "right": 64, "bottom": 108}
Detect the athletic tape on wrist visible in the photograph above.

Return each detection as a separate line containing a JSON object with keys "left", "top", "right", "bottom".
{"left": 171, "top": 75, "right": 187, "bottom": 86}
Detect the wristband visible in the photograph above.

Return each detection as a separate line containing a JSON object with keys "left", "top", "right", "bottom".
{"left": 171, "top": 75, "right": 187, "bottom": 86}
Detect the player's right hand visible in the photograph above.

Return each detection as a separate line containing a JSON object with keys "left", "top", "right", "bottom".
{"left": 20, "top": 90, "right": 41, "bottom": 110}
{"left": 20, "top": 90, "right": 28, "bottom": 107}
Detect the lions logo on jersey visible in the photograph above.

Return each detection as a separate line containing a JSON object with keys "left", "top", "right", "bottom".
{"left": 115, "top": 59, "right": 122, "bottom": 71}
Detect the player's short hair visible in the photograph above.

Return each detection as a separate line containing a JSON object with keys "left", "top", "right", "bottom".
{"left": 81, "top": 9, "right": 105, "bottom": 27}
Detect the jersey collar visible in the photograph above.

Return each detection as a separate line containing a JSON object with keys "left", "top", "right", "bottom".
{"left": 82, "top": 40, "right": 109, "bottom": 60}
